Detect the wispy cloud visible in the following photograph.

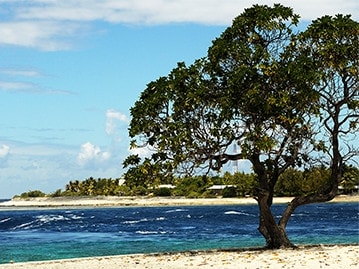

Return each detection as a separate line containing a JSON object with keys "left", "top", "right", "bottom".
{"left": 0, "top": 67, "right": 74, "bottom": 94}
{"left": 0, "top": 80, "right": 37, "bottom": 92}
{"left": 0, "top": 80, "right": 74, "bottom": 94}
{"left": 105, "top": 109, "right": 129, "bottom": 135}
{"left": 0, "top": 144, "right": 10, "bottom": 158}
{"left": 0, "top": 0, "right": 357, "bottom": 51}
{"left": 0, "top": 68, "right": 42, "bottom": 77}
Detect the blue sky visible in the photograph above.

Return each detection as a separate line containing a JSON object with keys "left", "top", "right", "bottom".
{"left": 0, "top": 1, "right": 358, "bottom": 198}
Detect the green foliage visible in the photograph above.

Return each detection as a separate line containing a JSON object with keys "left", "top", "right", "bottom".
{"left": 223, "top": 172, "right": 257, "bottom": 196}
{"left": 297, "top": 14, "right": 359, "bottom": 191}
{"left": 116, "top": 184, "right": 131, "bottom": 196}
{"left": 126, "top": 4, "right": 320, "bottom": 201}
{"left": 125, "top": 5, "right": 358, "bottom": 219}
{"left": 173, "top": 175, "right": 211, "bottom": 197}
{"left": 222, "top": 186, "right": 238, "bottom": 198}
{"left": 302, "top": 166, "right": 331, "bottom": 194}
{"left": 201, "top": 189, "right": 217, "bottom": 198}
{"left": 187, "top": 191, "right": 201, "bottom": 199}
{"left": 123, "top": 156, "right": 174, "bottom": 191}
{"left": 153, "top": 187, "right": 172, "bottom": 197}
{"left": 132, "top": 186, "right": 148, "bottom": 196}
{"left": 50, "top": 189, "right": 63, "bottom": 197}
{"left": 14, "top": 165, "right": 357, "bottom": 199}
{"left": 275, "top": 168, "right": 304, "bottom": 196}
{"left": 18, "top": 190, "right": 46, "bottom": 198}
{"left": 275, "top": 166, "right": 332, "bottom": 196}
{"left": 341, "top": 164, "right": 359, "bottom": 190}
{"left": 63, "top": 177, "right": 122, "bottom": 196}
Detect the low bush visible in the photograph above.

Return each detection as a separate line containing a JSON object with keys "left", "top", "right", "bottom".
{"left": 222, "top": 186, "right": 238, "bottom": 198}
{"left": 153, "top": 187, "right": 172, "bottom": 197}
{"left": 20, "top": 190, "right": 46, "bottom": 198}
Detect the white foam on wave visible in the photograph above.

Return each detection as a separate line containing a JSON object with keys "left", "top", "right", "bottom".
{"left": 135, "top": 230, "right": 167, "bottom": 235}
{"left": 165, "top": 209, "right": 189, "bottom": 213}
{"left": 122, "top": 218, "right": 149, "bottom": 224}
{"left": 37, "top": 214, "right": 69, "bottom": 223}
{"left": 224, "top": 211, "right": 252, "bottom": 216}
{"left": 0, "top": 218, "right": 11, "bottom": 223}
{"left": 69, "top": 214, "right": 83, "bottom": 220}
{"left": 35, "top": 213, "right": 83, "bottom": 223}
{"left": 12, "top": 221, "right": 35, "bottom": 230}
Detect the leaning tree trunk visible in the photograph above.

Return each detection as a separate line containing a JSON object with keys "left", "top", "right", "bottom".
{"left": 251, "top": 153, "right": 294, "bottom": 249}
{"left": 256, "top": 188, "right": 294, "bottom": 249}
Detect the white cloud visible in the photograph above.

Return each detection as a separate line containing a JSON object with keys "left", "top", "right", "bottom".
{"left": 10, "top": 0, "right": 359, "bottom": 24}
{"left": 0, "top": 68, "right": 42, "bottom": 77}
{"left": 0, "top": 0, "right": 357, "bottom": 50}
{"left": 0, "top": 81, "right": 36, "bottom": 91}
{"left": 129, "top": 145, "right": 151, "bottom": 158}
{"left": 0, "top": 67, "right": 75, "bottom": 94}
{"left": 105, "top": 109, "right": 129, "bottom": 135}
{"left": 0, "top": 80, "right": 74, "bottom": 94}
{"left": 0, "top": 21, "right": 82, "bottom": 50}
{"left": 77, "top": 142, "right": 111, "bottom": 167}
{"left": 0, "top": 139, "right": 126, "bottom": 198}
{"left": 0, "top": 144, "right": 10, "bottom": 158}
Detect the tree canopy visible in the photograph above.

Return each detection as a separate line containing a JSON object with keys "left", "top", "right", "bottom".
{"left": 125, "top": 4, "right": 358, "bottom": 248}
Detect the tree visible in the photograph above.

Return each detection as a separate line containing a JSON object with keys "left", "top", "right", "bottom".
{"left": 274, "top": 168, "right": 304, "bottom": 196}
{"left": 123, "top": 155, "right": 174, "bottom": 193}
{"left": 280, "top": 14, "right": 359, "bottom": 226}
{"left": 301, "top": 166, "right": 331, "bottom": 194}
{"left": 126, "top": 4, "right": 358, "bottom": 249}
{"left": 206, "top": 5, "right": 321, "bottom": 248}
{"left": 341, "top": 164, "right": 359, "bottom": 192}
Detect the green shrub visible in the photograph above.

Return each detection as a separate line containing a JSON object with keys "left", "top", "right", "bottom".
{"left": 50, "top": 189, "right": 63, "bottom": 197}
{"left": 20, "top": 190, "right": 46, "bottom": 198}
{"left": 133, "top": 186, "right": 148, "bottom": 196}
{"left": 222, "top": 186, "right": 237, "bottom": 198}
{"left": 153, "top": 187, "right": 172, "bottom": 197}
{"left": 116, "top": 185, "right": 131, "bottom": 196}
{"left": 187, "top": 191, "right": 200, "bottom": 198}
{"left": 201, "top": 190, "right": 217, "bottom": 198}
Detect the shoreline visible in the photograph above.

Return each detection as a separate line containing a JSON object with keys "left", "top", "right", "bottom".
{"left": 0, "top": 195, "right": 358, "bottom": 208}
{"left": 1, "top": 244, "right": 358, "bottom": 268}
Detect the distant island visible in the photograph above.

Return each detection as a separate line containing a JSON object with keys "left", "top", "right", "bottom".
{"left": 1, "top": 195, "right": 358, "bottom": 208}
{"left": 13, "top": 165, "right": 359, "bottom": 200}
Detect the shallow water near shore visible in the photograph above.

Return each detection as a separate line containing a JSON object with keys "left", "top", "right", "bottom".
{"left": 0, "top": 202, "right": 358, "bottom": 264}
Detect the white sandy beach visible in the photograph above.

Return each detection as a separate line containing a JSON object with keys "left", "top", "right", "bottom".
{"left": 0, "top": 244, "right": 358, "bottom": 269}
{"left": 0, "top": 195, "right": 358, "bottom": 208}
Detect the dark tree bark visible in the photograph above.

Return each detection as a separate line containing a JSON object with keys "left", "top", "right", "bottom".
{"left": 251, "top": 153, "right": 295, "bottom": 249}
{"left": 256, "top": 188, "right": 294, "bottom": 249}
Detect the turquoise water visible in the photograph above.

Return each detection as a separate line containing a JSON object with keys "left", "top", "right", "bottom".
{"left": 0, "top": 202, "right": 358, "bottom": 263}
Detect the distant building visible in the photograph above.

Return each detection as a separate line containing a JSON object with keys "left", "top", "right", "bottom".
{"left": 149, "top": 184, "right": 176, "bottom": 190}
{"left": 338, "top": 185, "right": 359, "bottom": 195}
{"left": 157, "top": 184, "right": 176, "bottom": 189}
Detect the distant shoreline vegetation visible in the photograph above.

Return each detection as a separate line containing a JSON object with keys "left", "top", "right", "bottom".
{"left": 15, "top": 165, "right": 359, "bottom": 199}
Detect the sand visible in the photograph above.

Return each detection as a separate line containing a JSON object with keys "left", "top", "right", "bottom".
{"left": 0, "top": 244, "right": 358, "bottom": 269}
{"left": 0, "top": 195, "right": 358, "bottom": 208}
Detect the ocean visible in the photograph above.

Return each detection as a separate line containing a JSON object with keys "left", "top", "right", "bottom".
{"left": 0, "top": 202, "right": 358, "bottom": 264}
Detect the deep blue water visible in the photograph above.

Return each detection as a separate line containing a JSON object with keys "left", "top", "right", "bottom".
{"left": 0, "top": 202, "right": 358, "bottom": 264}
